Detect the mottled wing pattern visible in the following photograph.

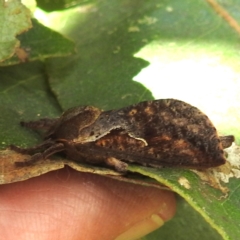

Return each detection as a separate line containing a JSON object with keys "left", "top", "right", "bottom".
{"left": 83, "top": 99, "right": 226, "bottom": 169}
{"left": 14, "top": 99, "right": 228, "bottom": 170}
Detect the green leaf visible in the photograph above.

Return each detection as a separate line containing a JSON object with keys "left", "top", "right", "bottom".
{"left": 0, "top": 61, "right": 61, "bottom": 148}
{"left": 36, "top": 0, "right": 93, "bottom": 12}
{"left": 0, "top": 0, "right": 240, "bottom": 240}
{"left": 127, "top": 164, "right": 239, "bottom": 240}
{"left": 144, "top": 196, "right": 223, "bottom": 240}
{"left": 1, "top": 19, "right": 75, "bottom": 66}
{"left": 0, "top": 0, "right": 32, "bottom": 62}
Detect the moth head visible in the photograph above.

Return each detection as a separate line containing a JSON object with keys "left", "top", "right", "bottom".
{"left": 47, "top": 106, "right": 102, "bottom": 141}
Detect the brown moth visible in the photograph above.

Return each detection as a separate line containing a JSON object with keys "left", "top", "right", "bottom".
{"left": 10, "top": 99, "right": 234, "bottom": 172}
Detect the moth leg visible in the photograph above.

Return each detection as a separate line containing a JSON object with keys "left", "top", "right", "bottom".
{"left": 9, "top": 139, "right": 55, "bottom": 155}
{"left": 105, "top": 157, "right": 128, "bottom": 172}
{"left": 21, "top": 118, "right": 58, "bottom": 130}
{"left": 15, "top": 143, "right": 65, "bottom": 167}
{"left": 220, "top": 135, "right": 235, "bottom": 149}
{"left": 39, "top": 143, "right": 65, "bottom": 158}
{"left": 15, "top": 152, "right": 44, "bottom": 167}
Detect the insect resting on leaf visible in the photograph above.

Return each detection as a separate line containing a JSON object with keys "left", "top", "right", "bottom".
{"left": 10, "top": 99, "right": 234, "bottom": 172}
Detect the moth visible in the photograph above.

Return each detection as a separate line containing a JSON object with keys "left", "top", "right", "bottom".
{"left": 10, "top": 99, "right": 234, "bottom": 172}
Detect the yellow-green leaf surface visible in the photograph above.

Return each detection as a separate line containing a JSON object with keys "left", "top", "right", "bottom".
{"left": 144, "top": 196, "right": 223, "bottom": 240}
{"left": 0, "top": 18, "right": 75, "bottom": 66}
{"left": 0, "top": 0, "right": 32, "bottom": 62}
{"left": 36, "top": 0, "right": 90, "bottom": 12}
{"left": 127, "top": 163, "right": 239, "bottom": 240}
{"left": 0, "top": 0, "right": 240, "bottom": 239}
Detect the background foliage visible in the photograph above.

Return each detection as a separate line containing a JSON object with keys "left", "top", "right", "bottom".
{"left": 1, "top": 0, "right": 240, "bottom": 239}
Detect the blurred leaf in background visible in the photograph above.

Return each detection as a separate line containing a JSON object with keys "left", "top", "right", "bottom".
{"left": 0, "top": 0, "right": 240, "bottom": 239}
